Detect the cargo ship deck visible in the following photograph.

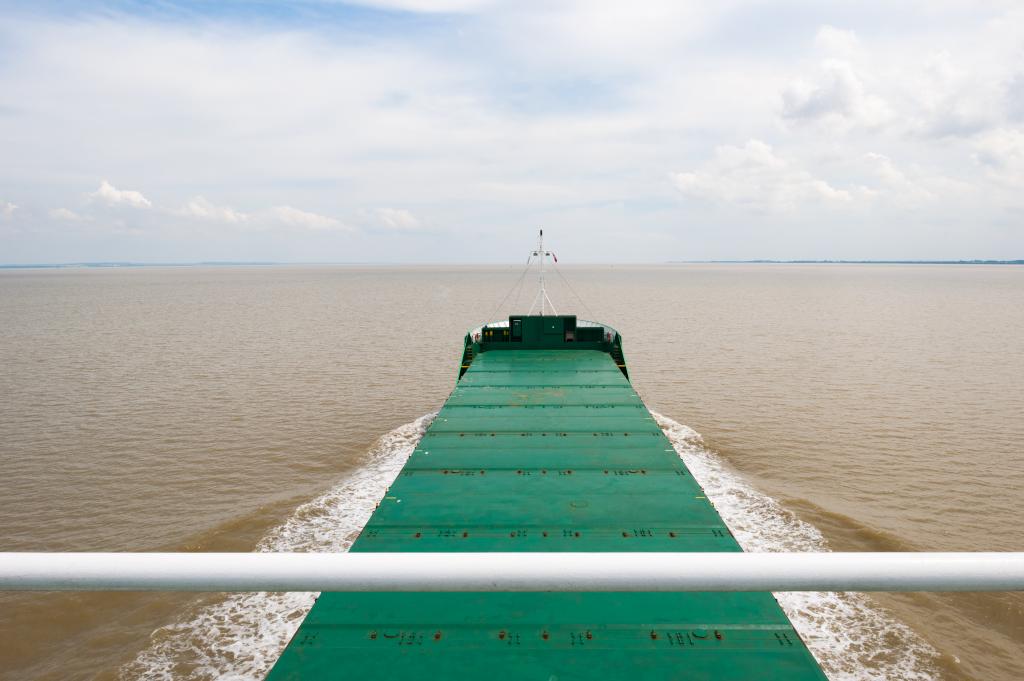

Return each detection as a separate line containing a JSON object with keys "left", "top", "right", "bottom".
{"left": 266, "top": 314, "right": 827, "bottom": 680}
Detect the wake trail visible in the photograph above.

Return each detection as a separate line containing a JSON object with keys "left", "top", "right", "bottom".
{"left": 121, "top": 413, "right": 436, "bottom": 681}
{"left": 651, "top": 411, "right": 942, "bottom": 681}
{"left": 125, "top": 410, "right": 941, "bottom": 681}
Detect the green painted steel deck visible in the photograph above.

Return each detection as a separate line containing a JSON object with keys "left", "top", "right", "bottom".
{"left": 267, "top": 315, "right": 827, "bottom": 680}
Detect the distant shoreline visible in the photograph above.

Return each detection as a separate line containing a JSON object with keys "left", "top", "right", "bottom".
{"left": 2, "top": 259, "right": 1023, "bottom": 269}
{"left": 671, "top": 259, "right": 1024, "bottom": 265}
{"left": 1, "top": 261, "right": 288, "bottom": 269}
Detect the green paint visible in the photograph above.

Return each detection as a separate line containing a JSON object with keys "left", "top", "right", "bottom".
{"left": 267, "top": 316, "right": 827, "bottom": 680}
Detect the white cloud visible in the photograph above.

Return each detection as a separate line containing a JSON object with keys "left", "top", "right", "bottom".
{"left": 89, "top": 180, "right": 152, "bottom": 209}
{"left": 784, "top": 24, "right": 1012, "bottom": 143}
{"left": 972, "top": 127, "right": 1024, "bottom": 186}
{"left": 266, "top": 205, "right": 351, "bottom": 231}
{"left": 373, "top": 207, "right": 422, "bottom": 231}
{"left": 2, "top": 4, "right": 1024, "bottom": 262}
{"left": 488, "top": 2, "right": 731, "bottom": 72}
{"left": 671, "top": 140, "right": 852, "bottom": 211}
{"left": 911, "top": 51, "right": 999, "bottom": 138}
{"left": 782, "top": 59, "right": 892, "bottom": 129}
{"left": 176, "top": 196, "right": 248, "bottom": 224}
{"left": 341, "top": 0, "right": 494, "bottom": 11}
{"left": 1, "top": 201, "right": 16, "bottom": 218}
{"left": 814, "top": 25, "right": 861, "bottom": 57}
{"left": 1006, "top": 73, "right": 1024, "bottom": 122}
{"left": 49, "top": 207, "right": 85, "bottom": 221}
{"left": 860, "top": 153, "right": 935, "bottom": 202}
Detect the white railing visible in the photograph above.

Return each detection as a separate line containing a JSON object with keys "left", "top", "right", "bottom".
{"left": 2, "top": 552, "right": 1023, "bottom": 592}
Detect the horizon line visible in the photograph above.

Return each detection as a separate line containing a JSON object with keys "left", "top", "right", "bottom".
{"left": 3, "top": 259, "right": 1024, "bottom": 269}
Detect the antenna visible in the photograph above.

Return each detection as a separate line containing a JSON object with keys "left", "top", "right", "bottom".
{"left": 527, "top": 229, "right": 558, "bottom": 316}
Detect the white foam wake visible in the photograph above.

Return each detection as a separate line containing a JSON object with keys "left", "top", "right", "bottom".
{"left": 125, "top": 409, "right": 940, "bottom": 681}
{"left": 651, "top": 411, "right": 941, "bottom": 681}
{"left": 121, "top": 413, "right": 436, "bottom": 681}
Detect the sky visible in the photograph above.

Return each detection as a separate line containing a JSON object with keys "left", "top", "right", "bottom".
{"left": 0, "top": 0, "right": 1022, "bottom": 263}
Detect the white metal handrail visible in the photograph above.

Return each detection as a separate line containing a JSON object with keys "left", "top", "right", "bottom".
{"left": 2, "top": 552, "right": 1023, "bottom": 592}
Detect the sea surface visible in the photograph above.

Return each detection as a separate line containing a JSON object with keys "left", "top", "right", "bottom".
{"left": 0, "top": 264, "right": 1021, "bottom": 680}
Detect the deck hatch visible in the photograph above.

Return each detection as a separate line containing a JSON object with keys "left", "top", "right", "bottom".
{"left": 267, "top": 325, "right": 826, "bottom": 680}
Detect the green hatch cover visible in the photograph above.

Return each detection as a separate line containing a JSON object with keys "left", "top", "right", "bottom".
{"left": 266, "top": 316, "right": 827, "bottom": 680}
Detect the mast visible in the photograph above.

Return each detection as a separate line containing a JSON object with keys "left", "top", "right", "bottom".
{"left": 528, "top": 229, "right": 558, "bottom": 316}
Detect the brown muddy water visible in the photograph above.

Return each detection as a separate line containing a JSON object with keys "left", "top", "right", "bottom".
{"left": 0, "top": 264, "right": 1021, "bottom": 680}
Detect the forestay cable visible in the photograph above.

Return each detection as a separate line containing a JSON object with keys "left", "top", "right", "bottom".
{"left": 488, "top": 258, "right": 533, "bottom": 322}
{"left": 552, "top": 262, "right": 596, "bottom": 320}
